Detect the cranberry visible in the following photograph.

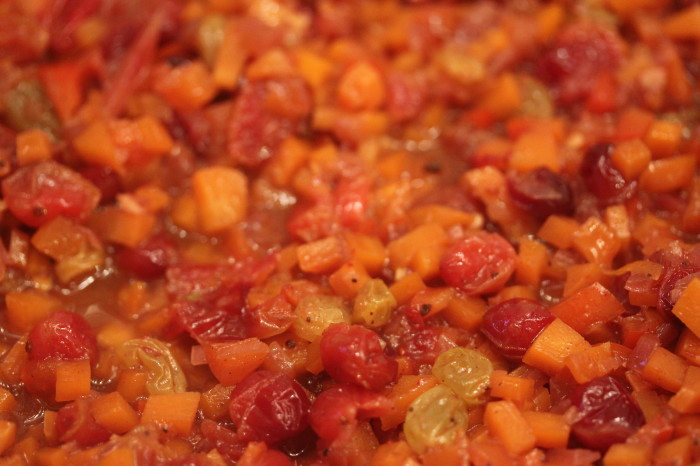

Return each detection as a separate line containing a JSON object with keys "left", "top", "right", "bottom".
{"left": 1, "top": 161, "right": 101, "bottom": 227}
{"left": 171, "top": 299, "right": 246, "bottom": 343}
{"left": 78, "top": 166, "right": 121, "bottom": 204}
{"left": 27, "top": 311, "right": 98, "bottom": 364}
{"left": 228, "top": 371, "right": 310, "bottom": 445}
{"left": 537, "top": 23, "right": 622, "bottom": 104}
{"left": 570, "top": 376, "right": 644, "bottom": 451}
{"left": 656, "top": 265, "right": 700, "bottom": 315}
{"left": 55, "top": 399, "right": 110, "bottom": 447}
{"left": 507, "top": 167, "right": 573, "bottom": 218}
{"left": 580, "top": 143, "right": 635, "bottom": 205}
{"left": 115, "top": 234, "right": 178, "bottom": 280}
{"left": 309, "top": 384, "right": 392, "bottom": 443}
{"left": 480, "top": 298, "right": 555, "bottom": 361}
{"left": 320, "top": 323, "right": 398, "bottom": 390}
{"left": 440, "top": 233, "right": 517, "bottom": 295}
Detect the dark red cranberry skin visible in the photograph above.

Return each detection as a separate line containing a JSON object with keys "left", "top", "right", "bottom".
{"left": 570, "top": 376, "right": 644, "bottom": 451}
{"left": 480, "top": 298, "right": 555, "bottom": 361}
{"left": 508, "top": 167, "right": 573, "bottom": 219}
{"left": 78, "top": 166, "right": 121, "bottom": 205}
{"left": 114, "top": 234, "right": 178, "bottom": 280}
{"left": 27, "top": 311, "right": 98, "bottom": 365}
{"left": 580, "top": 143, "right": 635, "bottom": 205}
{"left": 657, "top": 265, "right": 700, "bottom": 315}
{"left": 320, "top": 323, "right": 398, "bottom": 390}
{"left": 228, "top": 371, "right": 310, "bottom": 445}
{"left": 440, "top": 233, "right": 517, "bottom": 296}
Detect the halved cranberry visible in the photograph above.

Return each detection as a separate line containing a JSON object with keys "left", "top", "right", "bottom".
{"left": 580, "top": 143, "right": 635, "bottom": 205}
{"left": 570, "top": 376, "right": 644, "bottom": 451}
{"left": 507, "top": 167, "right": 573, "bottom": 218}
{"left": 55, "top": 399, "right": 110, "bottom": 447}
{"left": 320, "top": 323, "right": 398, "bottom": 390}
{"left": 480, "top": 298, "right": 555, "bottom": 361}
{"left": 228, "top": 371, "right": 310, "bottom": 445}
{"left": 115, "top": 234, "right": 178, "bottom": 280}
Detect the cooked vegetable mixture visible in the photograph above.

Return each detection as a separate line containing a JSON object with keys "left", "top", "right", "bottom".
{"left": 2, "top": 0, "right": 700, "bottom": 464}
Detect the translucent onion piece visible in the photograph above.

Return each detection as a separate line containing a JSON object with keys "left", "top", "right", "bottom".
{"left": 432, "top": 347, "right": 493, "bottom": 406}
{"left": 404, "top": 384, "right": 468, "bottom": 454}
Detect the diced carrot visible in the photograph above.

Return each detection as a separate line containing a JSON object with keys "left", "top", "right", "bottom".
{"left": 550, "top": 282, "right": 625, "bottom": 336}
{"left": 642, "top": 346, "right": 688, "bottom": 392}
{"left": 133, "top": 115, "right": 174, "bottom": 156}
{"left": 370, "top": 440, "right": 417, "bottom": 466}
{"left": 410, "top": 287, "right": 454, "bottom": 319}
{"left": 0, "top": 338, "right": 28, "bottom": 385}
{"left": 537, "top": 215, "right": 579, "bottom": 249}
{"left": 615, "top": 107, "right": 655, "bottom": 142}
{"left": 441, "top": 293, "right": 487, "bottom": 331}
{"left": 522, "top": 318, "right": 592, "bottom": 375}
{"left": 631, "top": 389, "right": 666, "bottom": 422}
{"left": 192, "top": 166, "right": 248, "bottom": 234}
{"left": 515, "top": 237, "right": 548, "bottom": 289}
{"left": 91, "top": 392, "right": 139, "bottom": 434}
{"left": 90, "top": 207, "right": 156, "bottom": 248}
{"left": 55, "top": 359, "right": 91, "bottom": 402}
{"left": 387, "top": 224, "right": 447, "bottom": 280}
{"left": 0, "top": 388, "right": 16, "bottom": 415}
{"left": 34, "top": 446, "right": 69, "bottom": 466}
{"left": 294, "top": 48, "right": 334, "bottom": 93}
{"left": 170, "top": 193, "right": 199, "bottom": 232}
{"left": 652, "top": 435, "right": 692, "bottom": 465}
{"left": 140, "top": 392, "right": 201, "bottom": 435}
{"left": 668, "top": 365, "right": 700, "bottom": 413}
{"left": 328, "top": 261, "right": 371, "bottom": 299}
{"left": 204, "top": 338, "right": 270, "bottom": 386}
{"left": 535, "top": 3, "right": 564, "bottom": 43}
{"left": 483, "top": 400, "right": 536, "bottom": 455}
{"left": 610, "top": 139, "right": 651, "bottom": 181}
{"left": 337, "top": 60, "right": 386, "bottom": 111}
{"left": 0, "top": 421, "right": 17, "bottom": 455}
{"left": 672, "top": 278, "right": 700, "bottom": 338}
{"left": 72, "top": 120, "right": 122, "bottom": 173}
{"left": 43, "top": 410, "right": 57, "bottom": 444}
{"left": 662, "top": 4, "right": 700, "bottom": 40}
{"left": 682, "top": 176, "right": 700, "bottom": 233}
{"left": 478, "top": 73, "right": 522, "bottom": 121}
{"left": 389, "top": 272, "right": 427, "bottom": 305}
{"left": 633, "top": 213, "right": 680, "bottom": 256}
{"left": 408, "top": 204, "right": 483, "bottom": 231}
{"left": 563, "top": 263, "right": 608, "bottom": 298}
{"left": 676, "top": 328, "right": 700, "bottom": 366}
{"left": 5, "top": 289, "right": 61, "bottom": 333}
{"left": 16, "top": 129, "right": 52, "bottom": 166}
{"left": 509, "top": 129, "right": 560, "bottom": 173}
{"left": 96, "top": 447, "right": 136, "bottom": 466}
{"left": 380, "top": 375, "right": 438, "bottom": 430}
{"left": 97, "top": 322, "right": 136, "bottom": 349}
{"left": 213, "top": 20, "right": 246, "bottom": 89}
{"left": 154, "top": 61, "right": 217, "bottom": 111}
{"left": 297, "top": 236, "right": 349, "bottom": 274}
{"left": 644, "top": 120, "right": 683, "bottom": 158}
{"left": 521, "top": 411, "right": 570, "bottom": 449}
{"left": 603, "top": 443, "right": 652, "bottom": 466}
{"left": 116, "top": 369, "right": 148, "bottom": 404}
{"left": 604, "top": 204, "right": 631, "bottom": 248}
{"left": 565, "top": 342, "right": 620, "bottom": 384}
{"left": 343, "top": 231, "right": 388, "bottom": 276}
{"left": 265, "top": 137, "right": 310, "bottom": 188}
{"left": 421, "top": 429, "right": 469, "bottom": 466}
{"left": 490, "top": 370, "right": 535, "bottom": 406}
{"left": 639, "top": 154, "right": 695, "bottom": 193}
{"left": 572, "top": 217, "right": 621, "bottom": 267}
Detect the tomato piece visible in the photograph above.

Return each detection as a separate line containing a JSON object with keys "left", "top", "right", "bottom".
{"left": 439, "top": 233, "right": 517, "bottom": 295}
{"left": 1, "top": 161, "right": 101, "bottom": 227}
{"left": 480, "top": 298, "right": 555, "bottom": 361}
{"left": 27, "top": 311, "right": 98, "bottom": 364}
{"left": 228, "top": 371, "right": 310, "bottom": 445}
{"left": 309, "top": 384, "right": 392, "bottom": 443}
{"left": 569, "top": 376, "right": 644, "bottom": 451}
{"left": 55, "top": 398, "right": 110, "bottom": 447}
{"left": 320, "top": 323, "right": 398, "bottom": 390}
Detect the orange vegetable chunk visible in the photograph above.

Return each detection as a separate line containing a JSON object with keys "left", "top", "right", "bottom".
{"left": 91, "top": 392, "right": 139, "bottom": 434}
{"left": 192, "top": 166, "right": 248, "bottom": 234}
{"left": 522, "top": 318, "right": 591, "bottom": 375}
{"left": 54, "top": 359, "right": 91, "bottom": 402}
{"left": 483, "top": 400, "right": 536, "bottom": 455}
{"left": 140, "top": 392, "right": 201, "bottom": 435}
{"left": 204, "top": 338, "right": 270, "bottom": 386}
{"left": 550, "top": 282, "right": 625, "bottom": 335}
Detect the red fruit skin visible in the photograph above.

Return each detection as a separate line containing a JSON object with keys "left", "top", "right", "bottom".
{"left": 27, "top": 310, "right": 98, "bottom": 364}
{"left": 228, "top": 371, "right": 310, "bottom": 445}
{"left": 570, "top": 376, "right": 644, "bottom": 451}
{"left": 440, "top": 233, "right": 517, "bottom": 295}
{"left": 481, "top": 298, "right": 555, "bottom": 361}
{"left": 55, "top": 399, "right": 110, "bottom": 447}
{"left": 1, "top": 161, "right": 100, "bottom": 227}
{"left": 320, "top": 323, "right": 398, "bottom": 390}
